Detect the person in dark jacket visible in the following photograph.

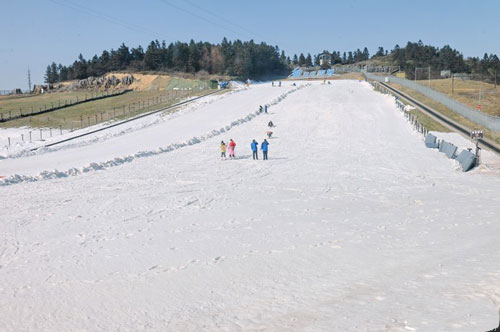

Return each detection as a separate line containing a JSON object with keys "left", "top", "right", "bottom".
{"left": 261, "top": 139, "right": 269, "bottom": 160}
{"left": 251, "top": 139, "right": 259, "bottom": 160}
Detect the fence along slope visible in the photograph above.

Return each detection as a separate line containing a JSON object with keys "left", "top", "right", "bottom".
{"left": 365, "top": 73, "right": 500, "bottom": 132}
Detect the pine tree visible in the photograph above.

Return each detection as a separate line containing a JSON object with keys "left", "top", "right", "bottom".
{"left": 50, "top": 62, "right": 59, "bottom": 82}
{"left": 144, "top": 40, "right": 162, "bottom": 70}
{"left": 298, "top": 53, "right": 306, "bottom": 66}
{"left": 116, "top": 43, "right": 131, "bottom": 69}
{"left": 187, "top": 39, "right": 200, "bottom": 73}
{"left": 280, "top": 50, "right": 287, "bottom": 64}
{"left": 73, "top": 54, "right": 87, "bottom": 79}
{"left": 44, "top": 65, "right": 52, "bottom": 84}
{"left": 362, "top": 47, "right": 369, "bottom": 60}
{"left": 375, "top": 47, "right": 385, "bottom": 57}
{"left": 59, "top": 65, "right": 69, "bottom": 81}
{"left": 305, "top": 53, "right": 312, "bottom": 67}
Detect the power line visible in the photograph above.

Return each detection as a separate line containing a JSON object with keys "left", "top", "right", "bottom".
{"left": 47, "top": 0, "right": 165, "bottom": 40}
{"left": 182, "top": 0, "right": 270, "bottom": 42}
{"left": 158, "top": 0, "right": 254, "bottom": 41}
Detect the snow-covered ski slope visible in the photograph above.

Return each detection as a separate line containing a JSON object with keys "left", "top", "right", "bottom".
{"left": 1, "top": 81, "right": 500, "bottom": 331}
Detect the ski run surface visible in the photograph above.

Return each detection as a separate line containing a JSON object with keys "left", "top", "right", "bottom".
{"left": 1, "top": 80, "right": 500, "bottom": 331}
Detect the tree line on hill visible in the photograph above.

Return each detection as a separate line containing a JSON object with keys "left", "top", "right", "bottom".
{"left": 45, "top": 38, "right": 500, "bottom": 84}
{"left": 389, "top": 40, "right": 500, "bottom": 80}
{"left": 310, "top": 40, "right": 499, "bottom": 81}
{"left": 292, "top": 48, "right": 371, "bottom": 68}
{"left": 44, "top": 38, "right": 289, "bottom": 83}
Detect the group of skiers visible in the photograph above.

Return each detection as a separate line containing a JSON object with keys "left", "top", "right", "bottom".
{"left": 271, "top": 81, "right": 282, "bottom": 87}
{"left": 250, "top": 139, "right": 269, "bottom": 160}
{"left": 220, "top": 138, "right": 270, "bottom": 160}
{"left": 220, "top": 139, "right": 236, "bottom": 159}
{"left": 219, "top": 115, "right": 275, "bottom": 161}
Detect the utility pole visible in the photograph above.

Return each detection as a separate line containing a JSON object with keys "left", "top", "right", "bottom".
{"left": 428, "top": 67, "right": 431, "bottom": 87}
{"left": 478, "top": 89, "right": 482, "bottom": 110}
{"left": 27, "top": 68, "right": 32, "bottom": 93}
{"left": 452, "top": 73, "right": 454, "bottom": 94}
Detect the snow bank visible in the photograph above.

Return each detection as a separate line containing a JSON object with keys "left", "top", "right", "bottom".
{"left": 1, "top": 91, "right": 236, "bottom": 159}
{"left": 1, "top": 81, "right": 499, "bottom": 331}
{"left": 0, "top": 84, "right": 308, "bottom": 186}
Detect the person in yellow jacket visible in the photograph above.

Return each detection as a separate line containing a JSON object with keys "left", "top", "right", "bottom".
{"left": 220, "top": 140, "right": 227, "bottom": 159}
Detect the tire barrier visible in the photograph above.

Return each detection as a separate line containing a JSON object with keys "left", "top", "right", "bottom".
{"left": 424, "top": 134, "right": 439, "bottom": 148}
{"left": 370, "top": 79, "right": 500, "bottom": 155}
{"left": 439, "top": 140, "right": 458, "bottom": 159}
{"left": 372, "top": 81, "right": 481, "bottom": 172}
{"left": 434, "top": 139, "right": 478, "bottom": 172}
{"left": 455, "top": 149, "right": 477, "bottom": 172}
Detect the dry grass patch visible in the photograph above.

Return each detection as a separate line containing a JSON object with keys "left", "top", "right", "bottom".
{"left": 389, "top": 82, "right": 500, "bottom": 145}
{"left": 417, "top": 78, "right": 500, "bottom": 117}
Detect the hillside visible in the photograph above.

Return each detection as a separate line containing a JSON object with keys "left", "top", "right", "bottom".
{"left": 0, "top": 73, "right": 218, "bottom": 129}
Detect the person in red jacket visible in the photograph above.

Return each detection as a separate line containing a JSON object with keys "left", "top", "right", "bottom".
{"left": 228, "top": 139, "right": 236, "bottom": 159}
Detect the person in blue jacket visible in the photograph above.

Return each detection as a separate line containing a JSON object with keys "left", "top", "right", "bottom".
{"left": 264, "top": 105, "right": 268, "bottom": 113}
{"left": 261, "top": 139, "right": 269, "bottom": 160}
{"left": 251, "top": 139, "right": 259, "bottom": 160}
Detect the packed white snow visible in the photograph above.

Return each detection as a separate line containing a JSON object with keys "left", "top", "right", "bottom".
{"left": 1, "top": 80, "right": 500, "bottom": 331}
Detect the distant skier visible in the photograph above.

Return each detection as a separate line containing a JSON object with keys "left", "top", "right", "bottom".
{"left": 268, "top": 120, "right": 274, "bottom": 128}
{"left": 278, "top": 81, "right": 281, "bottom": 87}
{"left": 266, "top": 131, "right": 273, "bottom": 138}
{"left": 272, "top": 82, "right": 274, "bottom": 87}
{"left": 264, "top": 105, "right": 268, "bottom": 113}
{"left": 261, "top": 139, "right": 269, "bottom": 160}
{"left": 228, "top": 139, "right": 236, "bottom": 159}
{"left": 251, "top": 139, "right": 259, "bottom": 160}
{"left": 220, "top": 140, "right": 227, "bottom": 159}
{"left": 259, "top": 105, "right": 263, "bottom": 113}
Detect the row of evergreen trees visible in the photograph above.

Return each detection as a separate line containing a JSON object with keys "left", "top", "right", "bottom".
{"left": 45, "top": 38, "right": 289, "bottom": 83}
{"left": 45, "top": 38, "right": 500, "bottom": 84}
{"left": 291, "top": 48, "right": 371, "bottom": 68}
{"left": 389, "top": 40, "right": 500, "bottom": 80}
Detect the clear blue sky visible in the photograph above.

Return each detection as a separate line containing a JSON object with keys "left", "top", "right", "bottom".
{"left": 1, "top": 0, "right": 499, "bottom": 90}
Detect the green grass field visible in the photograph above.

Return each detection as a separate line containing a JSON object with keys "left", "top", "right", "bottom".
{"left": 0, "top": 76, "right": 218, "bottom": 129}
{"left": 0, "top": 91, "right": 98, "bottom": 118}
{"left": 0, "top": 88, "right": 216, "bottom": 130}
{"left": 0, "top": 75, "right": 216, "bottom": 119}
